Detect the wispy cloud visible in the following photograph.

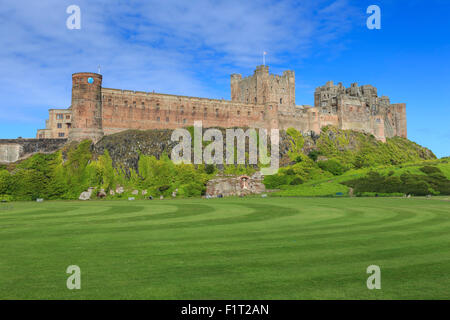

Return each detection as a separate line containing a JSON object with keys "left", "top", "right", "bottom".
{"left": 0, "top": 0, "right": 359, "bottom": 137}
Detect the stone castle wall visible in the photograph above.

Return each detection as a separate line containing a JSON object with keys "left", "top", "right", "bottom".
{"left": 36, "top": 65, "right": 407, "bottom": 144}
{"left": 100, "top": 89, "right": 268, "bottom": 136}
{"left": 0, "top": 139, "right": 67, "bottom": 164}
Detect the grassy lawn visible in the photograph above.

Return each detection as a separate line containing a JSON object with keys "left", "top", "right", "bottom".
{"left": 0, "top": 197, "right": 449, "bottom": 299}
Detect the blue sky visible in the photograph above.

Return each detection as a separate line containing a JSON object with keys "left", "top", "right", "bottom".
{"left": 0, "top": 0, "right": 449, "bottom": 157}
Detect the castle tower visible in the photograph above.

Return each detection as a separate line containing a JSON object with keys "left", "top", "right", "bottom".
{"left": 230, "top": 73, "right": 242, "bottom": 101}
{"left": 230, "top": 65, "right": 295, "bottom": 107}
{"left": 69, "top": 72, "right": 104, "bottom": 143}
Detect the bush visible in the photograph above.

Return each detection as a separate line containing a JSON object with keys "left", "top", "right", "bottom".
{"left": 308, "top": 150, "right": 321, "bottom": 162}
{"left": 263, "top": 174, "right": 290, "bottom": 189}
{"left": 343, "top": 166, "right": 450, "bottom": 196}
{"left": 205, "top": 164, "right": 215, "bottom": 174}
{"left": 290, "top": 177, "right": 304, "bottom": 185}
{"left": 318, "top": 159, "right": 346, "bottom": 176}
{"left": 419, "top": 166, "right": 441, "bottom": 175}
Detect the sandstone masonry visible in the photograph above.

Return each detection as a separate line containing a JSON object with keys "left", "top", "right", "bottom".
{"left": 36, "top": 66, "right": 407, "bottom": 143}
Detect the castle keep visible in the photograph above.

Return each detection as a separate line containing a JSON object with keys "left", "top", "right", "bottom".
{"left": 36, "top": 65, "right": 407, "bottom": 142}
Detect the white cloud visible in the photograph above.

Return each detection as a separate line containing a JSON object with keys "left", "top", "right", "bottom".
{"left": 0, "top": 0, "right": 359, "bottom": 136}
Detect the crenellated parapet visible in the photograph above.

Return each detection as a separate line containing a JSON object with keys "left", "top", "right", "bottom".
{"left": 35, "top": 66, "right": 407, "bottom": 143}
{"left": 314, "top": 81, "right": 407, "bottom": 140}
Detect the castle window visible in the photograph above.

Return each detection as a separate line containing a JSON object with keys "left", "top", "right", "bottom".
{"left": 180, "top": 106, "right": 184, "bottom": 115}
{"left": 58, "top": 132, "right": 65, "bottom": 137}
{"left": 166, "top": 117, "right": 169, "bottom": 122}
{"left": 255, "top": 97, "right": 257, "bottom": 103}
{"left": 237, "top": 110, "right": 240, "bottom": 115}
{"left": 56, "top": 114, "right": 63, "bottom": 120}
{"left": 66, "top": 115, "right": 70, "bottom": 119}
{"left": 57, "top": 123, "right": 62, "bottom": 129}
{"left": 215, "top": 108, "right": 219, "bottom": 117}
{"left": 192, "top": 107, "right": 196, "bottom": 115}
{"left": 248, "top": 111, "right": 251, "bottom": 116}
{"left": 157, "top": 117, "right": 160, "bottom": 121}
{"left": 156, "top": 104, "right": 160, "bottom": 112}
{"left": 183, "top": 119, "right": 187, "bottom": 124}
{"left": 280, "top": 98, "right": 283, "bottom": 104}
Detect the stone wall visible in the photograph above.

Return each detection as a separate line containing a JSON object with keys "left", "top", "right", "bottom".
{"left": 35, "top": 66, "right": 407, "bottom": 143}
{"left": 206, "top": 172, "right": 265, "bottom": 197}
{"left": 314, "top": 81, "right": 407, "bottom": 141}
{"left": 100, "top": 88, "right": 270, "bottom": 135}
{"left": 0, "top": 139, "right": 67, "bottom": 164}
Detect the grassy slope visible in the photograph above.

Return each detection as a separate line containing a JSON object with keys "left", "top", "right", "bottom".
{"left": 0, "top": 197, "right": 449, "bottom": 299}
{"left": 271, "top": 159, "right": 450, "bottom": 197}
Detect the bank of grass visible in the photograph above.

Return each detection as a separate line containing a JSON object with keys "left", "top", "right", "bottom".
{"left": 0, "top": 197, "right": 449, "bottom": 299}
{"left": 269, "top": 159, "right": 450, "bottom": 197}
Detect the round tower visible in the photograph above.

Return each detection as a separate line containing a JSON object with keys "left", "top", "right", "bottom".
{"left": 69, "top": 72, "right": 104, "bottom": 143}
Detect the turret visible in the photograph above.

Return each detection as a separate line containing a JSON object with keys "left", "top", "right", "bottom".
{"left": 230, "top": 74, "right": 242, "bottom": 101}
{"left": 69, "top": 72, "right": 104, "bottom": 143}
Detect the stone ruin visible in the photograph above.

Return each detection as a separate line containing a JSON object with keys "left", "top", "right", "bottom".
{"left": 206, "top": 171, "right": 265, "bottom": 197}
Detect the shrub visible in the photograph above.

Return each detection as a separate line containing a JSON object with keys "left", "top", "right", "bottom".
{"left": 343, "top": 166, "right": 450, "bottom": 196}
{"left": 205, "top": 164, "right": 215, "bottom": 174}
{"left": 318, "top": 159, "right": 346, "bottom": 176}
{"left": 308, "top": 150, "right": 321, "bottom": 162}
{"left": 290, "top": 177, "right": 304, "bottom": 185}
{"left": 419, "top": 166, "right": 441, "bottom": 175}
{"left": 263, "top": 174, "right": 290, "bottom": 189}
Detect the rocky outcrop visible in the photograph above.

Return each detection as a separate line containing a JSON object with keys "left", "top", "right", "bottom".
{"left": 93, "top": 128, "right": 293, "bottom": 172}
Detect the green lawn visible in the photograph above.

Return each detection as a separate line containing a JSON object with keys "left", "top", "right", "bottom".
{"left": 0, "top": 197, "right": 449, "bottom": 299}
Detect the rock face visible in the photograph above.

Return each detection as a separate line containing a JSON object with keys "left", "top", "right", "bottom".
{"left": 206, "top": 172, "right": 265, "bottom": 197}
{"left": 79, "top": 187, "right": 94, "bottom": 200}
{"left": 93, "top": 128, "right": 293, "bottom": 172}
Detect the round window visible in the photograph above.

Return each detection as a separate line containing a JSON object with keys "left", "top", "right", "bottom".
{"left": 87, "top": 77, "right": 94, "bottom": 84}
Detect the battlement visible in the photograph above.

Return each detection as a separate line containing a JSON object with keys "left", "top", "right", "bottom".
{"left": 35, "top": 66, "right": 407, "bottom": 143}
{"left": 231, "top": 65, "right": 295, "bottom": 106}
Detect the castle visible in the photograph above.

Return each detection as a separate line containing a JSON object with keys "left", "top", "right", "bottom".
{"left": 36, "top": 65, "right": 407, "bottom": 142}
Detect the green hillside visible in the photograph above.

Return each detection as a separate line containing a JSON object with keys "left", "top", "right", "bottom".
{"left": 0, "top": 126, "right": 443, "bottom": 201}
